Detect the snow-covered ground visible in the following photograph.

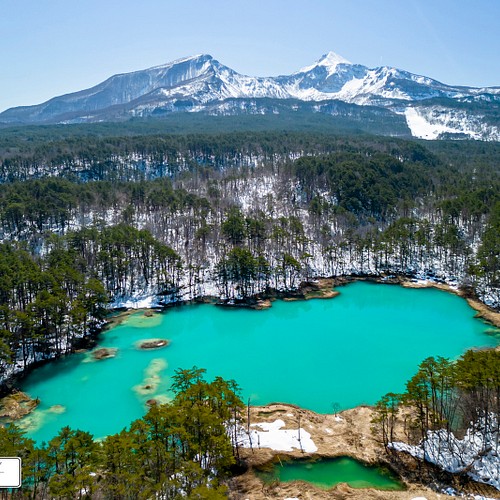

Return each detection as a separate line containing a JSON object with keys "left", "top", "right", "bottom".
{"left": 404, "top": 106, "right": 499, "bottom": 141}
{"left": 107, "top": 293, "right": 161, "bottom": 310}
{"left": 390, "top": 414, "right": 500, "bottom": 492}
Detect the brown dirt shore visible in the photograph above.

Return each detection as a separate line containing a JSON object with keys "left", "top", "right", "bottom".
{"left": 230, "top": 403, "right": 497, "bottom": 500}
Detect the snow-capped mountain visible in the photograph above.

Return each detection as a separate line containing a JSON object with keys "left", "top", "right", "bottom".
{"left": 1, "top": 52, "right": 498, "bottom": 140}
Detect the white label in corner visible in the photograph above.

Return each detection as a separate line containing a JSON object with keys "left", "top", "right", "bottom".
{"left": 0, "top": 458, "right": 22, "bottom": 488}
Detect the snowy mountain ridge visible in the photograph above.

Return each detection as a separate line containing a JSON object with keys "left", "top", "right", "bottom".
{"left": 1, "top": 52, "right": 498, "bottom": 140}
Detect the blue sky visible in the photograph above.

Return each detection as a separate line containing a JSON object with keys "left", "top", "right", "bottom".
{"left": 1, "top": 0, "right": 499, "bottom": 112}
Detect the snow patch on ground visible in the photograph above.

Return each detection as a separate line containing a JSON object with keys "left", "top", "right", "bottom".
{"left": 405, "top": 107, "right": 459, "bottom": 139}
{"left": 405, "top": 106, "right": 500, "bottom": 141}
{"left": 108, "top": 293, "right": 161, "bottom": 309}
{"left": 237, "top": 419, "right": 317, "bottom": 453}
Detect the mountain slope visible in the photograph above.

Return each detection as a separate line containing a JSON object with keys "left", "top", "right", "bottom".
{"left": 1, "top": 52, "right": 498, "bottom": 140}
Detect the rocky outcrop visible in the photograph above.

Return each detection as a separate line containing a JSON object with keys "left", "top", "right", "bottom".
{"left": 0, "top": 391, "right": 39, "bottom": 420}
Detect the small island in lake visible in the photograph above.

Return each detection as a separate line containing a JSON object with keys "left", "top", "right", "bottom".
{"left": 136, "top": 338, "right": 170, "bottom": 350}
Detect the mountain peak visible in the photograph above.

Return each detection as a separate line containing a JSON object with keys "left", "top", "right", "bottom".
{"left": 151, "top": 53, "right": 214, "bottom": 70}
{"left": 318, "top": 51, "right": 351, "bottom": 66}
{"left": 297, "top": 51, "right": 351, "bottom": 75}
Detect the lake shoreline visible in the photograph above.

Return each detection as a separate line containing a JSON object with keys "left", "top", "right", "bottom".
{"left": 205, "top": 273, "right": 500, "bottom": 329}
{"left": 2, "top": 272, "right": 498, "bottom": 398}
{"left": 73, "top": 273, "right": 500, "bottom": 334}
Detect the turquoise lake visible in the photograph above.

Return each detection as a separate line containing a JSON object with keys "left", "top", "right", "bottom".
{"left": 20, "top": 282, "right": 499, "bottom": 443}
{"left": 256, "top": 456, "right": 404, "bottom": 490}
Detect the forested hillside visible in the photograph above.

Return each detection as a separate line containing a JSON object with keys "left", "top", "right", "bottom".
{"left": 0, "top": 128, "right": 499, "bottom": 385}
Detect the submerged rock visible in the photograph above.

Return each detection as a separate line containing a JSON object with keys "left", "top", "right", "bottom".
{"left": 133, "top": 358, "right": 167, "bottom": 397}
{"left": 48, "top": 404, "right": 66, "bottom": 414}
{"left": 92, "top": 347, "right": 118, "bottom": 360}
{"left": 252, "top": 299, "right": 272, "bottom": 310}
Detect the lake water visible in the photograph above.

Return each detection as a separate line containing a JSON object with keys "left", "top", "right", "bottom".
{"left": 256, "top": 456, "right": 404, "bottom": 490}
{"left": 20, "top": 282, "right": 498, "bottom": 443}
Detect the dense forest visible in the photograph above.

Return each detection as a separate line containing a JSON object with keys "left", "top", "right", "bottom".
{"left": 0, "top": 128, "right": 499, "bottom": 387}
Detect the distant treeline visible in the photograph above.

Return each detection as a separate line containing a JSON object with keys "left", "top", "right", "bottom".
{"left": 1, "top": 126, "right": 498, "bottom": 182}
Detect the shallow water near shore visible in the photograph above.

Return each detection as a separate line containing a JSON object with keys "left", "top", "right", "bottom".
{"left": 256, "top": 456, "right": 404, "bottom": 490}
{"left": 20, "top": 282, "right": 499, "bottom": 443}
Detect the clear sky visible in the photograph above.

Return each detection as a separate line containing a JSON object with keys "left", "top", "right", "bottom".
{"left": 1, "top": 0, "right": 499, "bottom": 113}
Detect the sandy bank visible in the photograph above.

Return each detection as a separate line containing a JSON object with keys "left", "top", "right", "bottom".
{"left": 466, "top": 298, "right": 500, "bottom": 329}
{"left": 238, "top": 404, "right": 395, "bottom": 468}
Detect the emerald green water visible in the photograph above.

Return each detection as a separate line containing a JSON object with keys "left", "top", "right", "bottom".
{"left": 20, "top": 282, "right": 498, "bottom": 443}
{"left": 256, "top": 456, "right": 404, "bottom": 490}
